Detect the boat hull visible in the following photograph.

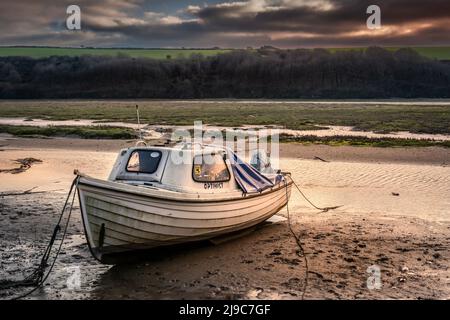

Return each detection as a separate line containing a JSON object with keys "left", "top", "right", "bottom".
{"left": 77, "top": 176, "right": 292, "bottom": 263}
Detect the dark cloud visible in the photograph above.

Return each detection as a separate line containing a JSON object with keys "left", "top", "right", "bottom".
{"left": 0, "top": 0, "right": 448, "bottom": 47}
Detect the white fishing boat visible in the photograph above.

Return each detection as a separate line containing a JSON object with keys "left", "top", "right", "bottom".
{"left": 76, "top": 143, "right": 292, "bottom": 263}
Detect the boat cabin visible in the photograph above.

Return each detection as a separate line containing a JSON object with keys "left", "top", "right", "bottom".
{"left": 108, "top": 145, "right": 238, "bottom": 193}
{"left": 107, "top": 144, "right": 277, "bottom": 194}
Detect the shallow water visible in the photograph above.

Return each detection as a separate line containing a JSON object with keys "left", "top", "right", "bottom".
{"left": 0, "top": 118, "right": 140, "bottom": 128}
{"left": 0, "top": 118, "right": 164, "bottom": 140}
{"left": 1, "top": 118, "right": 449, "bottom": 142}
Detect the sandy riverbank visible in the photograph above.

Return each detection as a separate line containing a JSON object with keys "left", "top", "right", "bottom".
{"left": 0, "top": 138, "right": 449, "bottom": 299}
{"left": 2, "top": 135, "right": 449, "bottom": 165}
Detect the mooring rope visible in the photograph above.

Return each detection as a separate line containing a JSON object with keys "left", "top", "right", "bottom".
{"left": 283, "top": 174, "right": 342, "bottom": 300}
{"left": 1, "top": 171, "right": 338, "bottom": 300}
{"left": 291, "top": 178, "right": 342, "bottom": 212}
{"left": 0, "top": 176, "right": 80, "bottom": 300}
{"left": 284, "top": 179, "right": 309, "bottom": 300}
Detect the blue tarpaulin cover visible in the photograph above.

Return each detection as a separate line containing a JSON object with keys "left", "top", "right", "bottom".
{"left": 229, "top": 151, "right": 274, "bottom": 193}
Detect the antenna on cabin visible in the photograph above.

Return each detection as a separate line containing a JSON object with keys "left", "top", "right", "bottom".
{"left": 134, "top": 105, "right": 146, "bottom": 146}
{"left": 136, "top": 104, "right": 142, "bottom": 141}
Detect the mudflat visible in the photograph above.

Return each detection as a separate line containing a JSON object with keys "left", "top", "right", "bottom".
{"left": 0, "top": 138, "right": 449, "bottom": 299}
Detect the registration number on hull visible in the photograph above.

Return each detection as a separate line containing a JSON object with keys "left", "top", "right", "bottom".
{"left": 204, "top": 182, "right": 223, "bottom": 189}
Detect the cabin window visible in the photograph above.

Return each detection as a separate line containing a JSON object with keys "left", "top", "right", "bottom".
{"left": 192, "top": 153, "right": 230, "bottom": 182}
{"left": 126, "top": 150, "right": 162, "bottom": 174}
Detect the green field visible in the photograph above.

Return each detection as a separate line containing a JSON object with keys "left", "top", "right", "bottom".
{"left": 0, "top": 47, "right": 230, "bottom": 59}
{"left": 0, "top": 46, "right": 449, "bottom": 60}
{"left": 329, "top": 47, "right": 450, "bottom": 60}
{"left": 0, "top": 100, "right": 449, "bottom": 134}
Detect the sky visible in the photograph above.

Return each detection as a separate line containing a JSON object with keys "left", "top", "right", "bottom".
{"left": 0, "top": 0, "right": 449, "bottom": 48}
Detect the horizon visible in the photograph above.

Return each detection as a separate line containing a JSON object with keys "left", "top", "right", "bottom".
{"left": 1, "top": 45, "right": 449, "bottom": 50}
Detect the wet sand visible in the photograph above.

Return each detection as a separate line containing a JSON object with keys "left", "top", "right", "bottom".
{"left": 0, "top": 137, "right": 449, "bottom": 300}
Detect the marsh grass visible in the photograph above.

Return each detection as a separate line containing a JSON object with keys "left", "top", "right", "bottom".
{"left": 279, "top": 134, "right": 450, "bottom": 148}
{"left": 0, "top": 101, "right": 449, "bottom": 134}
{"left": 1, "top": 124, "right": 448, "bottom": 148}
{"left": 0, "top": 125, "right": 136, "bottom": 139}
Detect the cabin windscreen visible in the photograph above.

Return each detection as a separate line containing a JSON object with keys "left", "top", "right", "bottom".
{"left": 126, "top": 150, "right": 162, "bottom": 174}
{"left": 192, "top": 153, "right": 231, "bottom": 182}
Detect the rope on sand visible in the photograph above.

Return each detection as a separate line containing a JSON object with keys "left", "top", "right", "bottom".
{"left": 284, "top": 175, "right": 342, "bottom": 300}
{"left": 0, "top": 176, "right": 80, "bottom": 300}
{"left": 292, "top": 178, "right": 343, "bottom": 212}
{"left": 1, "top": 170, "right": 339, "bottom": 300}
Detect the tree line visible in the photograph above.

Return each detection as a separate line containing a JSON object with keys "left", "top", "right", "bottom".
{"left": 0, "top": 47, "right": 449, "bottom": 99}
